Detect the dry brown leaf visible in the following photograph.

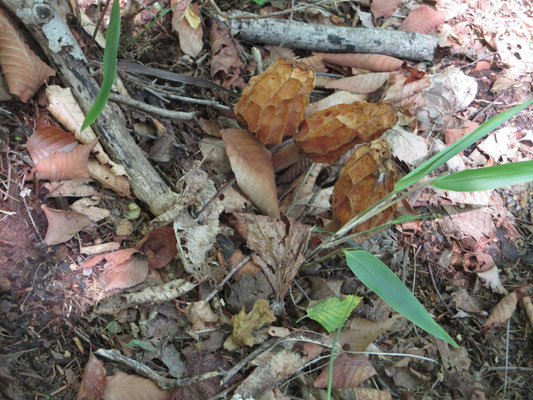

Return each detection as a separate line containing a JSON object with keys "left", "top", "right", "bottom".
{"left": 136, "top": 226, "right": 177, "bottom": 269}
{"left": 445, "top": 120, "right": 479, "bottom": 145}
{"left": 483, "top": 291, "right": 518, "bottom": 330}
{"left": 331, "top": 139, "right": 399, "bottom": 232}
{"left": 235, "top": 58, "right": 315, "bottom": 145}
{"left": 370, "top": 0, "right": 402, "bottom": 18}
{"left": 231, "top": 213, "right": 311, "bottom": 298}
{"left": 46, "top": 85, "right": 127, "bottom": 177}
{"left": 42, "top": 204, "right": 93, "bottom": 245}
{"left": 295, "top": 102, "right": 398, "bottom": 163}
{"left": 102, "top": 372, "right": 171, "bottom": 400}
{"left": 339, "top": 315, "right": 401, "bottom": 351}
{"left": 0, "top": 9, "right": 55, "bottom": 102}
{"left": 318, "top": 53, "right": 402, "bottom": 72}
{"left": 103, "top": 257, "right": 149, "bottom": 291}
{"left": 198, "top": 117, "right": 223, "bottom": 137}
{"left": 79, "top": 248, "right": 139, "bottom": 270}
{"left": 230, "top": 249, "right": 262, "bottom": 280}
{"left": 399, "top": 6, "right": 447, "bottom": 34}
{"left": 391, "top": 76, "right": 431, "bottom": 104}
{"left": 70, "top": 197, "right": 110, "bottom": 222}
{"left": 222, "top": 128, "right": 280, "bottom": 218}
{"left": 88, "top": 160, "right": 130, "bottom": 196}
{"left": 224, "top": 299, "right": 275, "bottom": 350}
{"left": 210, "top": 22, "right": 245, "bottom": 89}
{"left": 307, "top": 91, "right": 368, "bottom": 114}
{"left": 326, "top": 73, "right": 389, "bottom": 94}
{"left": 77, "top": 353, "right": 106, "bottom": 400}
{"left": 353, "top": 388, "right": 392, "bottom": 400}
{"left": 171, "top": 0, "right": 203, "bottom": 57}
{"left": 44, "top": 179, "right": 98, "bottom": 197}
{"left": 298, "top": 54, "right": 327, "bottom": 72}
{"left": 188, "top": 300, "right": 219, "bottom": 331}
{"left": 313, "top": 353, "right": 376, "bottom": 388}
{"left": 27, "top": 126, "right": 78, "bottom": 162}
{"left": 520, "top": 296, "right": 533, "bottom": 330}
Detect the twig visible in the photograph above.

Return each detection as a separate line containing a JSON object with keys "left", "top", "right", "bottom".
{"left": 95, "top": 348, "right": 220, "bottom": 390}
{"left": 204, "top": 255, "right": 251, "bottom": 303}
{"left": 196, "top": 178, "right": 236, "bottom": 223}
{"left": 503, "top": 318, "right": 510, "bottom": 398}
{"left": 108, "top": 93, "right": 197, "bottom": 120}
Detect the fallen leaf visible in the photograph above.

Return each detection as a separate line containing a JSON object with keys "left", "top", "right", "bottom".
{"left": 235, "top": 58, "right": 315, "bottom": 145}
{"left": 102, "top": 372, "right": 171, "bottom": 400}
{"left": 230, "top": 249, "right": 262, "bottom": 280}
{"left": 339, "top": 315, "right": 401, "bottom": 351}
{"left": 313, "top": 353, "right": 376, "bottom": 388}
{"left": 399, "top": 6, "right": 447, "bottom": 34}
{"left": 42, "top": 204, "right": 93, "bottom": 245}
{"left": 483, "top": 291, "right": 518, "bottom": 330}
{"left": 445, "top": 120, "right": 479, "bottom": 146}
{"left": 231, "top": 213, "right": 311, "bottom": 298}
{"left": 222, "top": 128, "right": 280, "bottom": 218}
{"left": 102, "top": 257, "right": 149, "bottom": 291}
{"left": 188, "top": 300, "right": 219, "bottom": 331}
{"left": 224, "top": 299, "right": 275, "bottom": 350}
{"left": 210, "top": 22, "right": 245, "bottom": 89}
{"left": 0, "top": 9, "right": 55, "bottom": 102}
{"left": 171, "top": 1, "right": 203, "bottom": 57}
{"left": 307, "top": 91, "right": 367, "bottom": 114}
{"left": 318, "top": 53, "right": 402, "bottom": 72}
{"left": 295, "top": 102, "right": 398, "bottom": 163}
{"left": 44, "top": 179, "right": 98, "bottom": 197}
{"left": 87, "top": 160, "right": 130, "bottom": 196}
{"left": 199, "top": 137, "right": 232, "bottom": 174}
{"left": 370, "top": 0, "right": 402, "bottom": 18}
{"left": 136, "top": 226, "right": 177, "bottom": 269}
{"left": 520, "top": 296, "right": 533, "bottom": 330}
{"left": 352, "top": 388, "right": 392, "bottom": 400}
{"left": 383, "top": 127, "right": 428, "bottom": 167}
{"left": 325, "top": 73, "right": 389, "bottom": 94}
{"left": 77, "top": 353, "right": 106, "bottom": 400}
{"left": 70, "top": 197, "right": 110, "bottom": 222}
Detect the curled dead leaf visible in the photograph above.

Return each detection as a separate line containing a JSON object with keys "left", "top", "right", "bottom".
{"left": 42, "top": 204, "right": 93, "bottom": 245}
{"left": 294, "top": 102, "right": 398, "bottom": 163}
{"left": 235, "top": 58, "right": 315, "bottom": 145}
{"left": 483, "top": 291, "right": 517, "bottom": 330}
{"left": 313, "top": 353, "right": 376, "bottom": 388}
{"left": 77, "top": 353, "right": 106, "bottom": 400}
{"left": 222, "top": 128, "right": 280, "bottom": 218}
{"left": 136, "top": 226, "right": 177, "bottom": 269}
{"left": 0, "top": 9, "right": 55, "bottom": 102}
{"left": 331, "top": 140, "right": 399, "bottom": 233}
{"left": 88, "top": 160, "right": 130, "bottom": 196}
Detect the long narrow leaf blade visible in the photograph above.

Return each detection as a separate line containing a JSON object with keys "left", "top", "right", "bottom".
{"left": 394, "top": 98, "right": 533, "bottom": 192}
{"left": 80, "top": 0, "right": 121, "bottom": 131}
{"left": 431, "top": 160, "right": 533, "bottom": 192}
{"left": 344, "top": 250, "right": 458, "bottom": 347}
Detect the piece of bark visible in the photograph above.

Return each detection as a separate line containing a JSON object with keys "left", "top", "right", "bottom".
{"left": 1, "top": 0, "right": 178, "bottom": 216}
{"left": 227, "top": 12, "right": 437, "bottom": 61}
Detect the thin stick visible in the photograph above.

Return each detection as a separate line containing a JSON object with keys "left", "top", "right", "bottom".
{"left": 204, "top": 255, "right": 251, "bottom": 303}
{"left": 108, "top": 93, "right": 197, "bottom": 120}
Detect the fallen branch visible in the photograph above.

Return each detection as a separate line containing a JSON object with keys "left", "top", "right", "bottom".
{"left": 109, "top": 93, "right": 198, "bottom": 120}
{"left": 226, "top": 11, "right": 438, "bottom": 61}
{"left": 1, "top": 0, "right": 178, "bottom": 216}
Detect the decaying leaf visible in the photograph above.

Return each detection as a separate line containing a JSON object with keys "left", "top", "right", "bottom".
{"left": 70, "top": 197, "right": 110, "bottom": 222}
{"left": 352, "top": 388, "right": 392, "bottom": 400}
{"left": 483, "top": 291, "right": 518, "bottom": 330}
{"left": 234, "top": 58, "right": 315, "bottom": 145}
{"left": 77, "top": 353, "right": 107, "bottom": 400}
{"left": 88, "top": 160, "right": 130, "bottom": 196}
{"left": 317, "top": 53, "right": 403, "bottom": 72}
{"left": 27, "top": 126, "right": 97, "bottom": 181}
{"left": 44, "top": 179, "right": 99, "bottom": 197}
{"left": 136, "top": 226, "right": 177, "bottom": 269}
{"left": 222, "top": 128, "right": 280, "bottom": 218}
{"left": 102, "top": 371, "right": 171, "bottom": 400}
{"left": 399, "top": 6, "right": 447, "bottom": 34}
{"left": 521, "top": 295, "right": 533, "bottom": 330}
{"left": 331, "top": 139, "right": 399, "bottom": 233}
{"left": 171, "top": 0, "right": 203, "bottom": 57}
{"left": 210, "top": 22, "right": 245, "bottom": 89}
{"left": 339, "top": 314, "right": 401, "bottom": 351}
{"left": 370, "top": 0, "right": 402, "bottom": 18}
{"left": 307, "top": 91, "right": 367, "bottom": 114}
{"left": 188, "top": 300, "right": 219, "bottom": 331}
{"left": 46, "top": 85, "right": 127, "bottom": 177}
{"left": 224, "top": 299, "right": 275, "bottom": 350}
{"left": 325, "top": 73, "right": 390, "bottom": 94}
{"left": 231, "top": 213, "right": 311, "bottom": 298}
{"left": 0, "top": 9, "right": 55, "bottom": 102}
{"left": 294, "top": 102, "right": 398, "bottom": 163}
{"left": 42, "top": 204, "right": 93, "bottom": 245}
{"left": 313, "top": 353, "right": 376, "bottom": 388}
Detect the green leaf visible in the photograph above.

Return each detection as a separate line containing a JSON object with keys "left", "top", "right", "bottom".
{"left": 431, "top": 160, "right": 533, "bottom": 192}
{"left": 127, "top": 202, "right": 141, "bottom": 219}
{"left": 394, "top": 98, "right": 533, "bottom": 192}
{"left": 306, "top": 295, "right": 361, "bottom": 333}
{"left": 126, "top": 339, "right": 157, "bottom": 352}
{"left": 80, "top": 0, "right": 121, "bottom": 132}
{"left": 251, "top": 0, "right": 269, "bottom": 5}
{"left": 344, "top": 250, "right": 458, "bottom": 347}
{"left": 105, "top": 320, "right": 122, "bottom": 334}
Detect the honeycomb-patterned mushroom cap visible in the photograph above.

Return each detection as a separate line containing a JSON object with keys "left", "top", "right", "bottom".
{"left": 331, "top": 139, "right": 399, "bottom": 233}
{"left": 235, "top": 58, "right": 315, "bottom": 145}
{"left": 294, "top": 102, "right": 397, "bottom": 163}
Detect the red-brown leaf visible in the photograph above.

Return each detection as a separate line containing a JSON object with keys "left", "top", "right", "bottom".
{"left": 370, "top": 0, "right": 402, "bottom": 18}
{"left": 171, "top": 1, "right": 203, "bottom": 57}
{"left": 102, "top": 372, "right": 171, "bottom": 400}
{"left": 103, "top": 258, "right": 149, "bottom": 291}
{"left": 399, "top": 6, "right": 447, "bottom": 34}
{"left": 313, "top": 353, "right": 376, "bottom": 388}
{"left": 42, "top": 204, "right": 92, "bottom": 245}
{"left": 325, "top": 73, "right": 389, "bottom": 94}
{"left": 318, "top": 53, "right": 403, "bottom": 72}
{"left": 222, "top": 129, "right": 280, "bottom": 218}
{"left": 27, "top": 126, "right": 78, "bottom": 163}
{"left": 483, "top": 291, "right": 518, "bottom": 330}
{"left": 136, "top": 226, "right": 177, "bottom": 269}
{"left": 77, "top": 353, "right": 107, "bottom": 400}
{"left": 210, "top": 22, "right": 245, "bottom": 89}
{"left": 0, "top": 9, "right": 55, "bottom": 102}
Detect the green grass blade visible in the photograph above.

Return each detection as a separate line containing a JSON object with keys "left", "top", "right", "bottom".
{"left": 306, "top": 295, "right": 361, "bottom": 333}
{"left": 344, "top": 250, "right": 458, "bottom": 347}
{"left": 81, "top": 0, "right": 121, "bottom": 132}
{"left": 431, "top": 160, "right": 533, "bottom": 192}
{"left": 394, "top": 98, "right": 533, "bottom": 192}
